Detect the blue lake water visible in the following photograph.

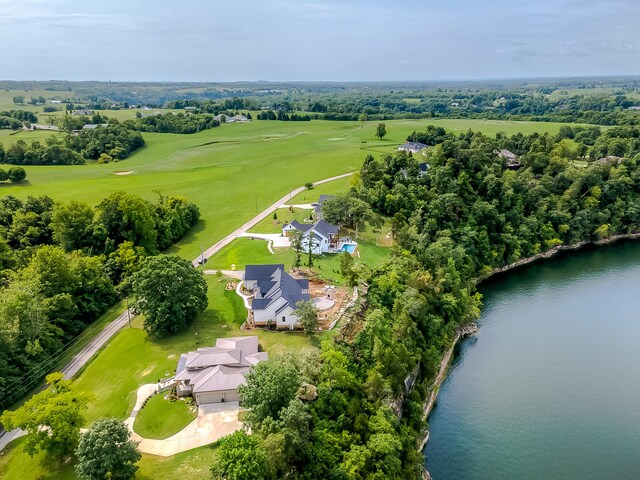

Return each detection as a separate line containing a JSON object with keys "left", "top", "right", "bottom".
{"left": 424, "top": 241, "right": 640, "bottom": 480}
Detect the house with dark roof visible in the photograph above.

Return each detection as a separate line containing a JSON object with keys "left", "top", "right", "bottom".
{"left": 313, "top": 194, "right": 334, "bottom": 220}
{"left": 174, "top": 336, "right": 267, "bottom": 404}
{"left": 398, "top": 141, "right": 428, "bottom": 154}
{"left": 282, "top": 219, "right": 339, "bottom": 254}
{"left": 243, "top": 265, "right": 310, "bottom": 329}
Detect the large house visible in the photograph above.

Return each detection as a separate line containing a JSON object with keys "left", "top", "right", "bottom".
{"left": 398, "top": 141, "right": 428, "bottom": 154}
{"left": 244, "top": 264, "right": 310, "bottom": 329}
{"left": 213, "top": 114, "right": 249, "bottom": 123}
{"left": 282, "top": 220, "right": 339, "bottom": 254}
{"left": 174, "top": 336, "right": 267, "bottom": 405}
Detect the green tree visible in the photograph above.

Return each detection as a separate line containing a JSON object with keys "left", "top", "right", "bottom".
{"left": 0, "top": 372, "right": 92, "bottom": 458}
{"left": 12, "top": 95, "right": 25, "bottom": 104}
{"left": 294, "top": 299, "right": 318, "bottom": 334}
{"left": 131, "top": 254, "right": 208, "bottom": 337}
{"left": 291, "top": 230, "right": 303, "bottom": 269}
{"left": 376, "top": 123, "right": 386, "bottom": 140}
{"left": 94, "top": 191, "right": 158, "bottom": 254}
{"left": 322, "top": 193, "right": 377, "bottom": 234}
{"left": 237, "top": 359, "right": 300, "bottom": 427}
{"left": 305, "top": 182, "right": 314, "bottom": 190}
{"left": 7, "top": 166, "right": 27, "bottom": 182}
{"left": 75, "top": 418, "right": 141, "bottom": 480}
{"left": 211, "top": 430, "right": 271, "bottom": 480}
{"left": 51, "top": 200, "right": 95, "bottom": 252}
{"left": 340, "top": 251, "right": 358, "bottom": 286}
{"left": 306, "top": 233, "right": 318, "bottom": 268}
{"left": 0, "top": 168, "right": 8, "bottom": 182}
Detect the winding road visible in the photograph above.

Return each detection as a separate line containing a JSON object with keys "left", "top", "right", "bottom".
{"left": 0, "top": 171, "right": 353, "bottom": 452}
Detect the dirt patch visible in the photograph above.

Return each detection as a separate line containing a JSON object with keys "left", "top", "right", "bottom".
{"left": 114, "top": 170, "right": 134, "bottom": 176}
{"left": 306, "top": 278, "right": 349, "bottom": 330}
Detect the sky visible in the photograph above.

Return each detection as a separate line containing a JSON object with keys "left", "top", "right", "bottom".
{"left": 0, "top": 0, "right": 639, "bottom": 82}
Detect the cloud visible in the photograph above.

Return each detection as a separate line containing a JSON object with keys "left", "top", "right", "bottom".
{"left": 0, "top": 0, "right": 638, "bottom": 81}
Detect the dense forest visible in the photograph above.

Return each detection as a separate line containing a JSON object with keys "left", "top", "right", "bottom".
{"left": 0, "top": 123, "right": 145, "bottom": 165}
{"left": 123, "top": 112, "right": 220, "bottom": 134}
{"left": 216, "top": 126, "right": 640, "bottom": 479}
{"left": 0, "top": 192, "right": 200, "bottom": 409}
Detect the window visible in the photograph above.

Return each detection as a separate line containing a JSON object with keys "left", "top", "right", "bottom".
{"left": 282, "top": 316, "right": 286, "bottom": 323}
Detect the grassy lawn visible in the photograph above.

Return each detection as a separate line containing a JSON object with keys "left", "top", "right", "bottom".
{"left": 0, "top": 118, "right": 584, "bottom": 260}
{"left": 0, "top": 436, "right": 218, "bottom": 480}
{"left": 249, "top": 207, "right": 313, "bottom": 234}
{"left": 74, "top": 275, "right": 322, "bottom": 424}
{"left": 133, "top": 394, "right": 197, "bottom": 440}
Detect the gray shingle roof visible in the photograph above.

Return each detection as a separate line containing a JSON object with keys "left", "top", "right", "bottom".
{"left": 244, "top": 264, "right": 284, "bottom": 295}
{"left": 247, "top": 265, "right": 310, "bottom": 312}
{"left": 313, "top": 219, "right": 339, "bottom": 237}
{"left": 289, "top": 220, "right": 312, "bottom": 232}
{"left": 398, "top": 141, "right": 428, "bottom": 152}
{"left": 174, "top": 336, "right": 267, "bottom": 394}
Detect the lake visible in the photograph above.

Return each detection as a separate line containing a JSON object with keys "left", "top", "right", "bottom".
{"left": 424, "top": 241, "right": 640, "bottom": 479}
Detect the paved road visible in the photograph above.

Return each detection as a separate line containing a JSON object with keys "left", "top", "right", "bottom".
{"left": 61, "top": 310, "right": 132, "bottom": 380}
{"left": 0, "top": 171, "right": 353, "bottom": 453}
{"left": 191, "top": 172, "right": 354, "bottom": 267}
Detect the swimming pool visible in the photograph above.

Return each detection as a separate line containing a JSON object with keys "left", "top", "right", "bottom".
{"left": 340, "top": 244, "right": 357, "bottom": 254}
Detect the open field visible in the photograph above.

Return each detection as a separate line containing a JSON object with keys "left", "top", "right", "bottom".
{"left": 0, "top": 118, "right": 583, "bottom": 260}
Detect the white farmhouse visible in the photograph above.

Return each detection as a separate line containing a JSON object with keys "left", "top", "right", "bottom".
{"left": 244, "top": 264, "right": 310, "bottom": 329}
{"left": 282, "top": 220, "right": 339, "bottom": 254}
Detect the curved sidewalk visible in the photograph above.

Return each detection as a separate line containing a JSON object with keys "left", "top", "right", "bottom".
{"left": 125, "top": 383, "right": 243, "bottom": 457}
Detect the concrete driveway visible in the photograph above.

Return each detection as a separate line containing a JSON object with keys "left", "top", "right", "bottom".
{"left": 129, "top": 402, "right": 243, "bottom": 457}
{"left": 125, "top": 383, "right": 243, "bottom": 456}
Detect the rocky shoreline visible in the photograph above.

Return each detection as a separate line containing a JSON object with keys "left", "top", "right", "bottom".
{"left": 417, "top": 232, "right": 640, "bottom": 479}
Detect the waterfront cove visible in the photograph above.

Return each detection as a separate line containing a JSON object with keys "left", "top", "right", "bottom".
{"left": 424, "top": 241, "right": 640, "bottom": 480}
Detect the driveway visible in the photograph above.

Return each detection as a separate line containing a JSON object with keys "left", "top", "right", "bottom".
{"left": 240, "top": 232, "right": 291, "bottom": 248}
{"left": 129, "top": 402, "right": 243, "bottom": 456}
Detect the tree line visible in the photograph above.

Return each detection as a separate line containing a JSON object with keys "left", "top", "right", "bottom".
{"left": 123, "top": 112, "right": 221, "bottom": 134}
{"left": 0, "top": 124, "right": 145, "bottom": 165}
{"left": 0, "top": 191, "right": 200, "bottom": 409}
{"left": 211, "top": 125, "right": 640, "bottom": 479}
{"left": 256, "top": 110, "right": 311, "bottom": 121}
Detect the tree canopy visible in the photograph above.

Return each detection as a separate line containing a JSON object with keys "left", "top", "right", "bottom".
{"left": 131, "top": 254, "right": 208, "bottom": 337}
{"left": 0, "top": 372, "right": 92, "bottom": 458}
{"left": 75, "top": 417, "right": 141, "bottom": 480}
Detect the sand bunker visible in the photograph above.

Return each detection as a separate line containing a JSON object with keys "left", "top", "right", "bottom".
{"left": 114, "top": 171, "right": 134, "bottom": 176}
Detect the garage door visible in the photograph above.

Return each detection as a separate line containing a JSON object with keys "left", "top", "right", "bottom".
{"left": 196, "top": 391, "right": 224, "bottom": 404}
{"left": 196, "top": 390, "right": 239, "bottom": 404}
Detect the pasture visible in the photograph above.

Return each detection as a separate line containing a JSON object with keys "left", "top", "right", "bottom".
{"left": 0, "top": 118, "right": 580, "bottom": 260}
